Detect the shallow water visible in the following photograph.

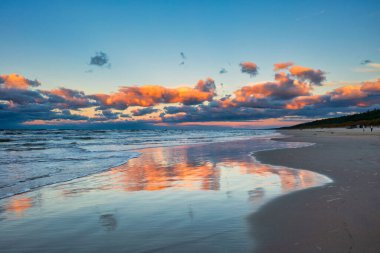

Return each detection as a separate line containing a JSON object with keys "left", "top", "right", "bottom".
{"left": 0, "top": 136, "right": 331, "bottom": 253}
{"left": 0, "top": 129, "right": 274, "bottom": 198}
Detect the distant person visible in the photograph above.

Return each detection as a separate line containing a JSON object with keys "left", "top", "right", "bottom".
{"left": 371, "top": 125, "right": 373, "bottom": 132}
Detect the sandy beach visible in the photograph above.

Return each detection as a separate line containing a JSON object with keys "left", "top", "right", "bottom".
{"left": 251, "top": 128, "right": 380, "bottom": 253}
{"left": 1, "top": 128, "right": 379, "bottom": 252}
{"left": 0, "top": 135, "right": 330, "bottom": 253}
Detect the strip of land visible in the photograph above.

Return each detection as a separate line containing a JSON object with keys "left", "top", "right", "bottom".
{"left": 250, "top": 128, "right": 380, "bottom": 253}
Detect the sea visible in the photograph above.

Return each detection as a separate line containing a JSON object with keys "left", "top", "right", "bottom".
{"left": 0, "top": 129, "right": 275, "bottom": 199}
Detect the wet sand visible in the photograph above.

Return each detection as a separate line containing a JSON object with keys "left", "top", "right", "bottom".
{"left": 251, "top": 128, "right": 380, "bottom": 253}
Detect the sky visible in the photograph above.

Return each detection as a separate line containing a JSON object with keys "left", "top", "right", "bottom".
{"left": 1, "top": 0, "right": 380, "bottom": 129}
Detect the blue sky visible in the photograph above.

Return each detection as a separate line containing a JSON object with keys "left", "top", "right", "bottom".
{"left": 0, "top": 0, "right": 380, "bottom": 128}
{"left": 1, "top": 0, "right": 379, "bottom": 93}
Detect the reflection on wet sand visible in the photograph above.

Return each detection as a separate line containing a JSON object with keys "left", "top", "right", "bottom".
{"left": 2, "top": 140, "right": 324, "bottom": 215}
{"left": 5, "top": 197, "right": 33, "bottom": 216}
{"left": 113, "top": 161, "right": 220, "bottom": 191}
{"left": 0, "top": 139, "right": 331, "bottom": 253}
{"left": 222, "top": 159, "right": 321, "bottom": 193}
{"left": 105, "top": 142, "right": 322, "bottom": 195}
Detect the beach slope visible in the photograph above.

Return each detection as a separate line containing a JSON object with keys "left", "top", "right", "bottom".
{"left": 251, "top": 129, "right": 380, "bottom": 253}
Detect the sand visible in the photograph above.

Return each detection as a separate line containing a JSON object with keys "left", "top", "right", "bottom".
{"left": 250, "top": 128, "right": 380, "bottom": 253}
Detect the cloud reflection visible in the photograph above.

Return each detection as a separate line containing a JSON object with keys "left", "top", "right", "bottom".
{"left": 106, "top": 141, "right": 324, "bottom": 194}
{"left": 99, "top": 213, "right": 117, "bottom": 231}
{"left": 5, "top": 197, "right": 33, "bottom": 216}
{"left": 2, "top": 140, "right": 329, "bottom": 221}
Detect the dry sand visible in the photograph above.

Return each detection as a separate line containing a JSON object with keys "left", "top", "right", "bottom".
{"left": 250, "top": 128, "right": 380, "bottom": 253}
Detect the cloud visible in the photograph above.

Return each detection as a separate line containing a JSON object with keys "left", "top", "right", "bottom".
{"left": 0, "top": 74, "right": 41, "bottom": 89}
{"left": 94, "top": 110, "right": 120, "bottom": 121}
{"left": 161, "top": 103, "right": 279, "bottom": 123}
{"left": 240, "top": 62, "right": 258, "bottom": 77}
{"left": 0, "top": 88, "right": 46, "bottom": 105}
{"left": 0, "top": 102, "right": 89, "bottom": 127}
{"left": 163, "top": 105, "right": 197, "bottom": 114}
{"left": 0, "top": 74, "right": 95, "bottom": 126}
{"left": 179, "top": 52, "right": 186, "bottom": 65}
{"left": 1, "top": 65, "right": 379, "bottom": 128}
{"left": 90, "top": 51, "right": 110, "bottom": 68}
{"left": 44, "top": 88, "right": 96, "bottom": 108}
{"left": 274, "top": 62, "right": 293, "bottom": 71}
{"left": 233, "top": 72, "right": 311, "bottom": 103}
{"left": 219, "top": 68, "right": 228, "bottom": 74}
{"left": 160, "top": 74, "right": 380, "bottom": 124}
{"left": 368, "top": 63, "right": 380, "bottom": 69}
{"left": 289, "top": 65, "right": 326, "bottom": 85}
{"left": 131, "top": 107, "right": 159, "bottom": 116}
{"left": 285, "top": 95, "right": 323, "bottom": 109}
{"left": 354, "top": 62, "right": 380, "bottom": 73}
{"left": 92, "top": 78, "right": 217, "bottom": 109}
{"left": 286, "top": 79, "right": 380, "bottom": 109}
{"left": 361, "top": 59, "right": 372, "bottom": 65}
{"left": 360, "top": 78, "right": 380, "bottom": 93}
{"left": 195, "top": 78, "right": 216, "bottom": 93}
{"left": 330, "top": 86, "right": 367, "bottom": 101}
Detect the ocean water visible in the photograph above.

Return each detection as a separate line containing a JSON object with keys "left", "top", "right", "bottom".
{"left": 0, "top": 129, "right": 275, "bottom": 199}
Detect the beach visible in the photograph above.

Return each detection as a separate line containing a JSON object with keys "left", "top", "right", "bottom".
{"left": 0, "top": 131, "right": 330, "bottom": 253}
{"left": 0, "top": 128, "right": 379, "bottom": 252}
{"left": 251, "top": 128, "right": 380, "bottom": 253}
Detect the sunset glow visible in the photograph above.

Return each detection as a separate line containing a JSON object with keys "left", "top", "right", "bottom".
{"left": 1, "top": 0, "right": 379, "bottom": 129}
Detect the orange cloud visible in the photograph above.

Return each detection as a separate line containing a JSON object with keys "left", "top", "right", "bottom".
{"left": 48, "top": 88, "right": 92, "bottom": 108}
{"left": 289, "top": 65, "right": 326, "bottom": 85}
{"left": 286, "top": 95, "right": 323, "bottom": 109}
{"left": 92, "top": 78, "right": 216, "bottom": 109}
{"left": 234, "top": 73, "right": 311, "bottom": 102}
{"left": 0, "top": 73, "right": 40, "bottom": 89}
{"left": 240, "top": 61, "right": 259, "bottom": 77}
{"left": 330, "top": 85, "right": 366, "bottom": 100}
{"left": 285, "top": 79, "right": 380, "bottom": 109}
{"left": 361, "top": 78, "right": 380, "bottom": 93}
{"left": 1, "top": 67, "right": 379, "bottom": 128}
{"left": 289, "top": 66, "right": 312, "bottom": 75}
{"left": 274, "top": 62, "right": 293, "bottom": 71}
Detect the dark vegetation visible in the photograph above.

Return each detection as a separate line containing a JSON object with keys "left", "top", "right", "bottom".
{"left": 283, "top": 109, "right": 380, "bottom": 129}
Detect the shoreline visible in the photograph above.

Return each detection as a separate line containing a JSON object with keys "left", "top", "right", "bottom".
{"left": 0, "top": 129, "right": 276, "bottom": 200}
{"left": 250, "top": 128, "right": 380, "bottom": 253}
